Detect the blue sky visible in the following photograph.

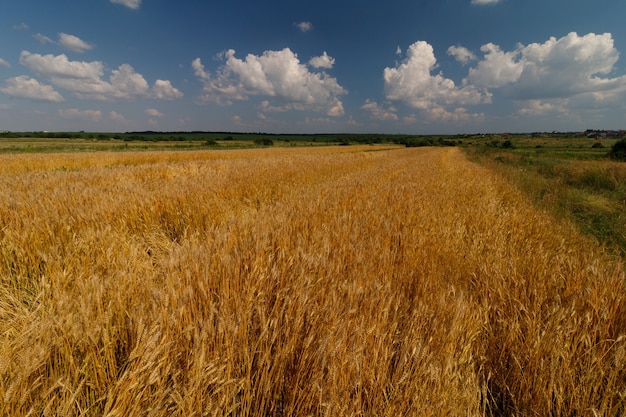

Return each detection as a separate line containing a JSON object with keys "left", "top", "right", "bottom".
{"left": 1, "top": 0, "right": 626, "bottom": 134}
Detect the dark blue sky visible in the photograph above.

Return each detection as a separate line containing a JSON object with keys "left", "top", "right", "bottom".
{"left": 1, "top": 0, "right": 626, "bottom": 133}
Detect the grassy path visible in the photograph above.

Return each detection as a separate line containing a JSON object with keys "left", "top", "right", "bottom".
{"left": 1, "top": 146, "right": 625, "bottom": 416}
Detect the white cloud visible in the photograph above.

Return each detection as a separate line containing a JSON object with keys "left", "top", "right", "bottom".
{"left": 58, "top": 33, "right": 94, "bottom": 53}
{"left": 384, "top": 41, "right": 490, "bottom": 109}
{"left": 327, "top": 98, "right": 345, "bottom": 117}
{"left": 152, "top": 79, "right": 183, "bottom": 100}
{"left": 108, "top": 64, "right": 150, "bottom": 97}
{"left": 193, "top": 48, "right": 346, "bottom": 116}
{"left": 111, "top": 0, "right": 141, "bottom": 9}
{"left": 296, "top": 21, "right": 313, "bottom": 32}
{"left": 145, "top": 108, "right": 164, "bottom": 117}
{"left": 467, "top": 32, "right": 626, "bottom": 103}
{"left": 20, "top": 51, "right": 104, "bottom": 81}
{"left": 471, "top": 0, "right": 501, "bottom": 5}
{"left": 0, "top": 58, "right": 10, "bottom": 68}
{"left": 447, "top": 45, "right": 477, "bottom": 64}
{"left": 19, "top": 51, "right": 181, "bottom": 101}
{"left": 361, "top": 99, "right": 399, "bottom": 120}
{"left": 59, "top": 108, "right": 102, "bottom": 121}
{"left": 0, "top": 75, "right": 64, "bottom": 102}
{"left": 466, "top": 43, "right": 523, "bottom": 89}
{"left": 309, "top": 51, "right": 335, "bottom": 69}
{"left": 13, "top": 23, "right": 28, "bottom": 30}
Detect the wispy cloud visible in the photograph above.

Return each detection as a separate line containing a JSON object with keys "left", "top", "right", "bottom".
{"left": 145, "top": 108, "right": 164, "bottom": 117}
{"left": 59, "top": 108, "right": 102, "bottom": 122}
{"left": 34, "top": 33, "right": 54, "bottom": 45}
{"left": 110, "top": 0, "right": 141, "bottom": 10}
{"left": 59, "top": 33, "right": 94, "bottom": 53}
{"left": 361, "top": 99, "right": 398, "bottom": 121}
{"left": 0, "top": 58, "right": 10, "bottom": 68}
{"left": 295, "top": 21, "right": 313, "bottom": 32}
{"left": 471, "top": 0, "right": 502, "bottom": 5}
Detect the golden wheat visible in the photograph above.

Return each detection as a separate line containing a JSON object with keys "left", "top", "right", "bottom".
{"left": 1, "top": 146, "right": 624, "bottom": 416}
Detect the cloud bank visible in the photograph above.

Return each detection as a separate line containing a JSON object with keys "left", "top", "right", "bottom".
{"left": 0, "top": 75, "right": 64, "bottom": 102}
{"left": 17, "top": 51, "right": 182, "bottom": 101}
{"left": 379, "top": 32, "right": 626, "bottom": 122}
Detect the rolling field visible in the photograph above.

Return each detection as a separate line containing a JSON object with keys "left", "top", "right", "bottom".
{"left": 1, "top": 145, "right": 625, "bottom": 416}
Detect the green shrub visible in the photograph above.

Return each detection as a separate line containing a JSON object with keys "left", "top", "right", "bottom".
{"left": 502, "top": 140, "right": 514, "bottom": 149}
{"left": 253, "top": 138, "right": 274, "bottom": 146}
{"left": 609, "top": 139, "right": 626, "bottom": 160}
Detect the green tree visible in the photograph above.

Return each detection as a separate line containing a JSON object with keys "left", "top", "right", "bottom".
{"left": 609, "top": 139, "right": 626, "bottom": 160}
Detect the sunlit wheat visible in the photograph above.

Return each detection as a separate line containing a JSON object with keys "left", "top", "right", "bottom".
{"left": 1, "top": 146, "right": 624, "bottom": 416}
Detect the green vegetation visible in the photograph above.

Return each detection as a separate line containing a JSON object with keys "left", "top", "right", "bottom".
{"left": 464, "top": 134, "right": 626, "bottom": 256}
{"left": 610, "top": 138, "right": 626, "bottom": 160}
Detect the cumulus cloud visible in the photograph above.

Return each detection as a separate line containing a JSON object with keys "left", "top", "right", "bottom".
{"left": 152, "top": 79, "right": 183, "bottom": 100}
{"left": 145, "top": 108, "right": 164, "bottom": 117}
{"left": 361, "top": 99, "right": 399, "bottom": 120}
{"left": 111, "top": 0, "right": 141, "bottom": 9}
{"left": 193, "top": 48, "right": 346, "bottom": 116}
{"left": 0, "top": 58, "right": 10, "bottom": 68}
{"left": 382, "top": 32, "right": 626, "bottom": 121}
{"left": 296, "top": 21, "right": 313, "bottom": 32}
{"left": 447, "top": 45, "right": 477, "bottom": 64}
{"left": 466, "top": 43, "right": 523, "bottom": 89}
{"left": 18, "top": 51, "right": 181, "bottom": 101}
{"left": 467, "top": 32, "right": 626, "bottom": 102}
{"left": 0, "top": 75, "right": 64, "bottom": 102}
{"left": 59, "top": 108, "right": 102, "bottom": 121}
{"left": 20, "top": 51, "right": 105, "bottom": 80}
{"left": 384, "top": 41, "right": 490, "bottom": 109}
{"left": 58, "top": 33, "right": 94, "bottom": 53}
{"left": 309, "top": 51, "right": 335, "bottom": 69}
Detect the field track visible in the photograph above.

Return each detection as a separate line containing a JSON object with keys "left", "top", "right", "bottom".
{"left": 1, "top": 146, "right": 625, "bottom": 416}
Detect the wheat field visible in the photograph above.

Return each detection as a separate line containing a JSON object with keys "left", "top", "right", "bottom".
{"left": 1, "top": 145, "right": 625, "bottom": 416}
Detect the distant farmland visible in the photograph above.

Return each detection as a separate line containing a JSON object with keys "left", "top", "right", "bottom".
{"left": 1, "top": 145, "right": 625, "bottom": 416}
